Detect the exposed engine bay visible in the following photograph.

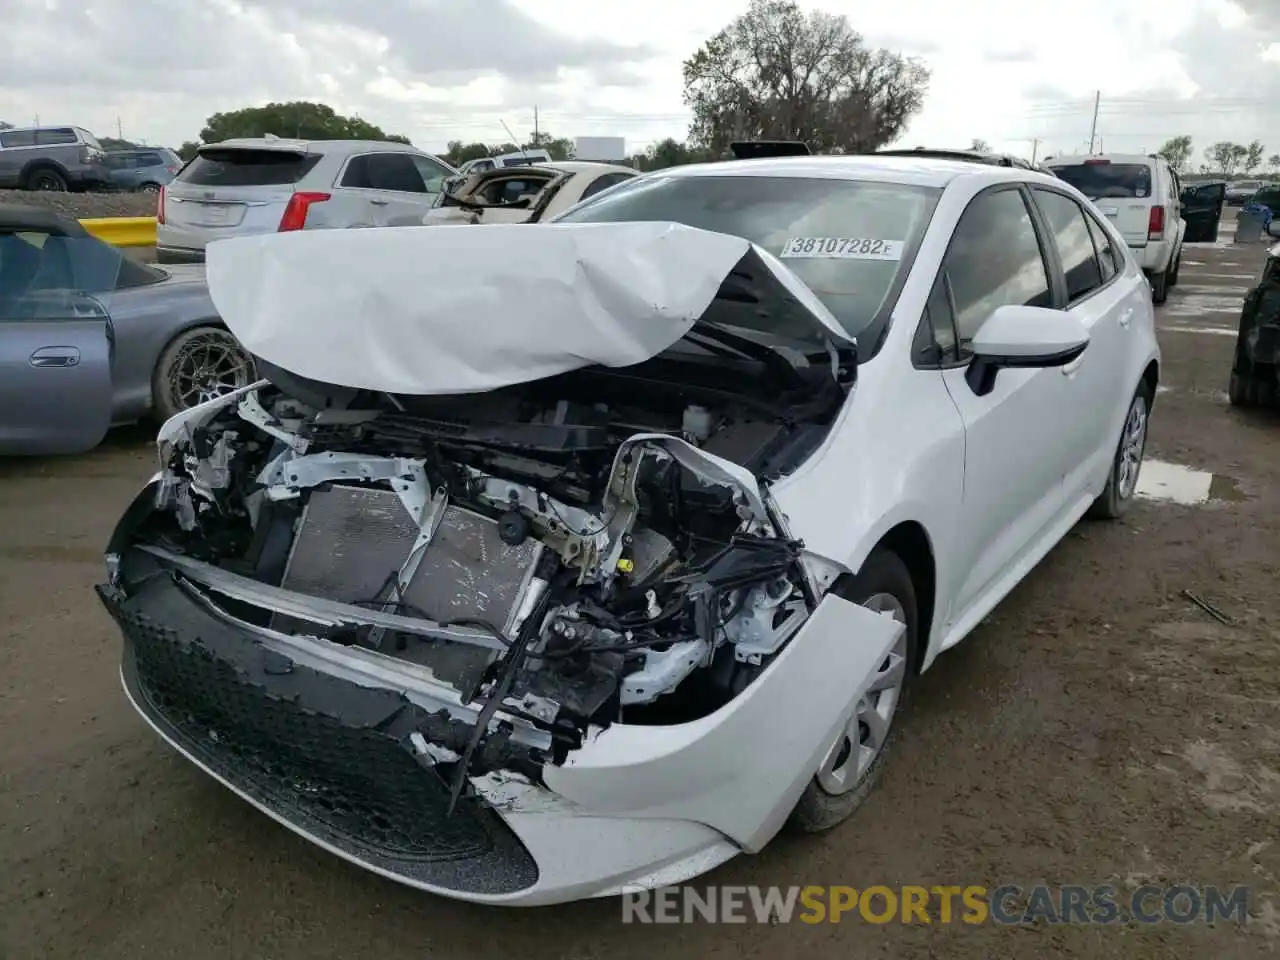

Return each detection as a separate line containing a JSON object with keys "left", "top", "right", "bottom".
{"left": 105, "top": 346, "right": 852, "bottom": 799}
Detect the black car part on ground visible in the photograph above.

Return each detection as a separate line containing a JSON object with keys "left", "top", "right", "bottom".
{"left": 1230, "top": 248, "right": 1280, "bottom": 408}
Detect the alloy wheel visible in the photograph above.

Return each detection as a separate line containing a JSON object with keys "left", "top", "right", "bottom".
{"left": 815, "top": 592, "right": 909, "bottom": 795}
{"left": 1116, "top": 394, "right": 1149, "bottom": 500}
{"left": 167, "top": 330, "right": 254, "bottom": 409}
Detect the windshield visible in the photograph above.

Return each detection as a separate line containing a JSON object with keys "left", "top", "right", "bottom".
{"left": 554, "top": 174, "right": 941, "bottom": 357}
{"left": 179, "top": 148, "right": 321, "bottom": 187}
{"left": 77, "top": 129, "right": 104, "bottom": 150}
{"left": 1049, "top": 162, "right": 1152, "bottom": 199}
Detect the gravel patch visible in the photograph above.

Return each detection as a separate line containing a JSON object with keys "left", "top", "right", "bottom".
{"left": 0, "top": 189, "right": 158, "bottom": 220}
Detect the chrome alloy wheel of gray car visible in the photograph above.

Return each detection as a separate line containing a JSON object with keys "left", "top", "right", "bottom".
{"left": 153, "top": 326, "right": 256, "bottom": 420}
{"left": 814, "top": 592, "right": 909, "bottom": 795}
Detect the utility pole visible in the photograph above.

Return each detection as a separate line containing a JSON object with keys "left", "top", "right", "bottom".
{"left": 1087, "top": 91, "right": 1101, "bottom": 154}
{"left": 1031, "top": 138, "right": 1040, "bottom": 164}
{"left": 117, "top": 115, "right": 123, "bottom": 139}
{"left": 533, "top": 105, "right": 539, "bottom": 145}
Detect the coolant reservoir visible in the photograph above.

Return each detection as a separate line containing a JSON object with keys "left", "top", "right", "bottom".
{"left": 682, "top": 405, "right": 712, "bottom": 443}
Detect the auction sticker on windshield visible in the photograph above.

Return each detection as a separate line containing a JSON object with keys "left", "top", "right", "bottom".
{"left": 781, "top": 237, "right": 903, "bottom": 260}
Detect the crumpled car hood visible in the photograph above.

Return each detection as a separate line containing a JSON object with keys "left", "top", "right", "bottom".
{"left": 204, "top": 221, "right": 851, "bottom": 396}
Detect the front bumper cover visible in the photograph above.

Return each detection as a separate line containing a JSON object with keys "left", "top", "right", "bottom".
{"left": 100, "top": 563, "right": 900, "bottom": 905}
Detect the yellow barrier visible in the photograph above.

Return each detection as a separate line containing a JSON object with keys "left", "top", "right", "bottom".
{"left": 79, "top": 216, "right": 158, "bottom": 248}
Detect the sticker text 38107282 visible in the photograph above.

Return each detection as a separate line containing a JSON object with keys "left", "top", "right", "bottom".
{"left": 781, "top": 237, "right": 904, "bottom": 260}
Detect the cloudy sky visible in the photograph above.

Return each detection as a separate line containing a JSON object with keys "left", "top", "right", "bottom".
{"left": 2, "top": 0, "right": 1278, "bottom": 165}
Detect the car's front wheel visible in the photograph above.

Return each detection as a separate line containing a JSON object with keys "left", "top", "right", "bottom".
{"left": 1087, "top": 381, "right": 1153, "bottom": 519}
{"left": 789, "top": 548, "right": 917, "bottom": 833}
{"left": 151, "top": 326, "right": 256, "bottom": 422}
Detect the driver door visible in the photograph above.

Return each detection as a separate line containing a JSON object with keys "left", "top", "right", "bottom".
{"left": 0, "top": 230, "right": 114, "bottom": 455}
{"left": 1179, "top": 182, "right": 1225, "bottom": 243}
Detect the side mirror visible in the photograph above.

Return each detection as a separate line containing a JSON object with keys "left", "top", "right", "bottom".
{"left": 965, "top": 304, "right": 1089, "bottom": 396}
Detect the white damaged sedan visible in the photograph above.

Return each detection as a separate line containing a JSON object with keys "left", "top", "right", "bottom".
{"left": 97, "top": 154, "right": 1159, "bottom": 905}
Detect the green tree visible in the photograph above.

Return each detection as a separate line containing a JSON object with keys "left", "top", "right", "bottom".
{"left": 1207, "top": 141, "right": 1242, "bottom": 175}
{"left": 1156, "top": 135, "right": 1192, "bottom": 172}
{"left": 1269, "top": 153, "right": 1280, "bottom": 173}
{"left": 970, "top": 138, "right": 992, "bottom": 153}
{"left": 682, "top": 0, "right": 929, "bottom": 154}
{"left": 0, "top": 120, "right": 12, "bottom": 130}
{"left": 178, "top": 140, "right": 201, "bottom": 161}
{"left": 525, "top": 131, "right": 575, "bottom": 160}
{"left": 1245, "top": 139, "right": 1265, "bottom": 173}
{"left": 197, "top": 101, "right": 411, "bottom": 146}
{"left": 444, "top": 141, "right": 493, "bottom": 166}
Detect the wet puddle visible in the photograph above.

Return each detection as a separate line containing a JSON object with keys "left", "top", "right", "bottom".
{"left": 1136, "top": 460, "right": 1247, "bottom": 505}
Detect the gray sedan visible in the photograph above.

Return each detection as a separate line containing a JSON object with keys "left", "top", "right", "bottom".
{"left": 0, "top": 205, "right": 255, "bottom": 455}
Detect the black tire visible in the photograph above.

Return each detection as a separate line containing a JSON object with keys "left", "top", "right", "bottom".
{"left": 1167, "top": 248, "right": 1181, "bottom": 288}
{"left": 1088, "top": 380, "right": 1154, "bottom": 520}
{"left": 150, "top": 326, "right": 255, "bottom": 423}
{"left": 789, "top": 548, "right": 919, "bottom": 833}
{"left": 24, "top": 166, "right": 68, "bottom": 191}
{"left": 137, "top": 182, "right": 162, "bottom": 194}
{"left": 1229, "top": 368, "right": 1278, "bottom": 408}
{"left": 1149, "top": 267, "right": 1169, "bottom": 305}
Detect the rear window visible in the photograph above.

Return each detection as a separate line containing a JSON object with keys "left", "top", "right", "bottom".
{"left": 1049, "top": 162, "right": 1153, "bottom": 200}
{"left": 178, "top": 148, "right": 321, "bottom": 186}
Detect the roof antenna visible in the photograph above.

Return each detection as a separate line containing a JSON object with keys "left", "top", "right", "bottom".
{"left": 499, "top": 119, "right": 529, "bottom": 158}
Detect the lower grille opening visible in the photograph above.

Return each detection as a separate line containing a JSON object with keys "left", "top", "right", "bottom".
{"left": 99, "top": 579, "right": 539, "bottom": 896}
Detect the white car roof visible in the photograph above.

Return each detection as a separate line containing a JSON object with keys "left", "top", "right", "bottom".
{"left": 653, "top": 154, "right": 1042, "bottom": 189}
{"left": 543, "top": 160, "right": 636, "bottom": 175}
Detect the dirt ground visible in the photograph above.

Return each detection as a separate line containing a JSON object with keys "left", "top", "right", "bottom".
{"left": 3, "top": 234, "right": 1279, "bottom": 959}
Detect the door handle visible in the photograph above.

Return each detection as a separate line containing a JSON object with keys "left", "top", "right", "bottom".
{"left": 29, "top": 346, "right": 80, "bottom": 368}
{"left": 1118, "top": 307, "right": 1134, "bottom": 329}
{"left": 369, "top": 199, "right": 389, "bottom": 206}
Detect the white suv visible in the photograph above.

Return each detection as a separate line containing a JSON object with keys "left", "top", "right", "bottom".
{"left": 1045, "top": 154, "right": 1186, "bottom": 303}
{"left": 155, "top": 137, "right": 457, "bottom": 264}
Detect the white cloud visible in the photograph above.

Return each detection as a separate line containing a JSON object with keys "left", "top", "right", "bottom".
{"left": 0, "top": 0, "right": 1277, "bottom": 165}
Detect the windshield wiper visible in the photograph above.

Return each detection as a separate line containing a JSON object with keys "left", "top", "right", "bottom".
{"left": 686, "top": 320, "right": 806, "bottom": 389}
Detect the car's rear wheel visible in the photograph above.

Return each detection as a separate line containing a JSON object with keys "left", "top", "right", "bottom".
{"left": 789, "top": 548, "right": 917, "bottom": 833}
{"left": 1167, "top": 248, "right": 1182, "bottom": 287}
{"left": 1087, "top": 381, "right": 1152, "bottom": 520}
{"left": 138, "top": 182, "right": 162, "bottom": 194}
{"left": 151, "top": 326, "right": 256, "bottom": 422}
{"left": 1229, "top": 367, "right": 1278, "bottom": 408}
{"left": 1149, "top": 267, "right": 1170, "bottom": 305}
{"left": 25, "top": 167, "right": 68, "bottom": 191}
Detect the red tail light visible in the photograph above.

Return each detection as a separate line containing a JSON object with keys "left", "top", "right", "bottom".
{"left": 279, "top": 192, "right": 331, "bottom": 231}
{"left": 1148, "top": 205, "right": 1165, "bottom": 239}
{"left": 157, "top": 185, "right": 166, "bottom": 224}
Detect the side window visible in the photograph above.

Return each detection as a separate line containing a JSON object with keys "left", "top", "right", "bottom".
{"left": 38, "top": 128, "right": 78, "bottom": 146}
{"left": 340, "top": 155, "right": 370, "bottom": 188}
{"left": 1031, "top": 188, "right": 1105, "bottom": 303}
{"left": 946, "top": 188, "right": 1052, "bottom": 353}
{"left": 364, "top": 153, "right": 428, "bottom": 193}
{"left": 580, "top": 172, "right": 633, "bottom": 201}
{"left": 410, "top": 155, "right": 450, "bottom": 194}
{"left": 1084, "top": 212, "right": 1121, "bottom": 281}
{"left": 914, "top": 272, "right": 960, "bottom": 366}
{"left": 0, "top": 130, "right": 36, "bottom": 148}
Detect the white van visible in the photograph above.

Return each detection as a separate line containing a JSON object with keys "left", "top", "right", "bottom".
{"left": 1045, "top": 154, "right": 1186, "bottom": 303}
{"left": 456, "top": 149, "right": 552, "bottom": 177}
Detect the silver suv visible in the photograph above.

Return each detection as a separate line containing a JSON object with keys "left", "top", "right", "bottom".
{"left": 156, "top": 137, "right": 457, "bottom": 264}
{"left": 0, "top": 125, "right": 112, "bottom": 191}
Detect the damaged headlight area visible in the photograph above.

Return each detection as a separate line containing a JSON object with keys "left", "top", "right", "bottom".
{"left": 102, "top": 379, "right": 836, "bottom": 807}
